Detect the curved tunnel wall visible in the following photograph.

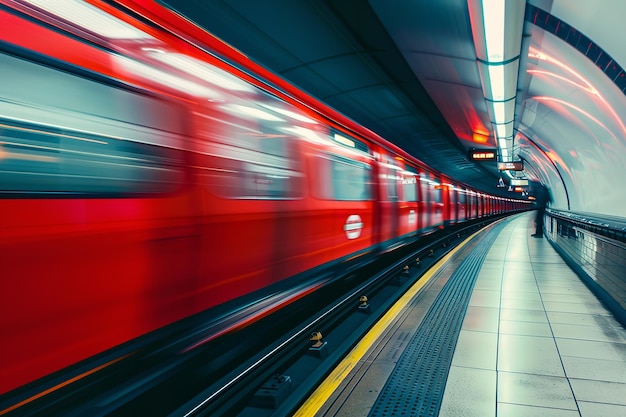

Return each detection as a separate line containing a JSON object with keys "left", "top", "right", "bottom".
{"left": 517, "top": 4, "right": 626, "bottom": 218}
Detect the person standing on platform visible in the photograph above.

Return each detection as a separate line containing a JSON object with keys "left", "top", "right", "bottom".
{"left": 531, "top": 182, "right": 551, "bottom": 238}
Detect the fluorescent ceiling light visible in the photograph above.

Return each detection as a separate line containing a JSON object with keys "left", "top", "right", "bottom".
{"left": 492, "top": 101, "right": 506, "bottom": 124}
{"left": 487, "top": 65, "right": 506, "bottom": 100}
{"left": 495, "top": 124, "right": 507, "bottom": 138}
{"left": 483, "top": 0, "right": 506, "bottom": 62}
{"left": 478, "top": 60, "right": 520, "bottom": 101}
{"left": 489, "top": 99, "right": 515, "bottom": 124}
{"left": 21, "top": 0, "right": 152, "bottom": 39}
{"left": 494, "top": 122, "right": 513, "bottom": 138}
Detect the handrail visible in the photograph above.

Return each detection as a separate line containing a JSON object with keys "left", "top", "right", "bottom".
{"left": 546, "top": 209, "right": 626, "bottom": 244}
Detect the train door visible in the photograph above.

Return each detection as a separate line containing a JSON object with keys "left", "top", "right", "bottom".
{"left": 419, "top": 170, "right": 442, "bottom": 231}
{"left": 378, "top": 152, "right": 400, "bottom": 244}
{"left": 474, "top": 192, "right": 480, "bottom": 219}
{"left": 458, "top": 188, "right": 467, "bottom": 222}
{"left": 398, "top": 164, "right": 419, "bottom": 238}
{"left": 441, "top": 181, "right": 450, "bottom": 226}
{"left": 432, "top": 175, "right": 444, "bottom": 228}
{"left": 196, "top": 103, "right": 307, "bottom": 307}
{"left": 467, "top": 190, "right": 475, "bottom": 220}
{"left": 320, "top": 131, "right": 377, "bottom": 262}
{"left": 418, "top": 169, "right": 432, "bottom": 232}
{"left": 442, "top": 180, "right": 457, "bottom": 226}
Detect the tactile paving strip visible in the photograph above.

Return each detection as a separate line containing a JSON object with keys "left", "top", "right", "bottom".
{"left": 369, "top": 223, "right": 504, "bottom": 416}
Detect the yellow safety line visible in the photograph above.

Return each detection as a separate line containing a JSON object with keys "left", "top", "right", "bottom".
{"left": 293, "top": 229, "right": 482, "bottom": 417}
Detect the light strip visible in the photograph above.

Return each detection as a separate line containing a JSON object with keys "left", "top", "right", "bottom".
{"left": 483, "top": 0, "right": 506, "bottom": 62}
{"left": 492, "top": 101, "right": 506, "bottom": 124}
{"left": 487, "top": 64, "right": 506, "bottom": 100}
{"left": 494, "top": 122, "right": 513, "bottom": 139}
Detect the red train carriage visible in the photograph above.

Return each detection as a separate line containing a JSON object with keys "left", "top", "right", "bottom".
{"left": 0, "top": 0, "right": 528, "bottom": 397}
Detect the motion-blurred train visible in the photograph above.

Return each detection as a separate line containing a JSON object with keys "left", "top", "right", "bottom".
{"left": 0, "top": 0, "right": 528, "bottom": 395}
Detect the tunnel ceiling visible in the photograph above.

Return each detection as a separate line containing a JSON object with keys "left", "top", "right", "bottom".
{"left": 159, "top": 0, "right": 626, "bottom": 209}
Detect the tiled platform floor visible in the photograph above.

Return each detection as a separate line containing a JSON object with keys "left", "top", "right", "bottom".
{"left": 439, "top": 213, "right": 626, "bottom": 417}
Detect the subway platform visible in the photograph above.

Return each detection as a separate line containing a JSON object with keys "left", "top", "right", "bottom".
{"left": 298, "top": 212, "right": 626, "bottom": 417}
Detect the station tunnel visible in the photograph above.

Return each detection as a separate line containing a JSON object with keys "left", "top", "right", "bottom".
{"left": 0, "top": 1, "right": 624, "bottom": 416}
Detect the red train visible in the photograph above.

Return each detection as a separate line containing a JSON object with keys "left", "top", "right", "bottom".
{"left": 0, "top": 0, "right": 528, "bottom": 396}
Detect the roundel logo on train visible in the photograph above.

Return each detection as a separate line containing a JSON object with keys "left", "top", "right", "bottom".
{"left": 344, "top": 215, "right": 364, "bottom": 239}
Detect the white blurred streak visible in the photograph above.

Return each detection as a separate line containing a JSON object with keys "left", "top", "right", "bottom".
{"left": 19, "top": 0, "right": 152, "bottom": 39}
{"left": 221, "top": 103, "right": 284, "bottom": 121}
{"left": 113, "top": 55, "right": 224, "bottom": 100}
{"left": 282, "top": 126, "right": 328, "bottom": 145}
{"left": 147, "top": 52, "right": 255, "bottom": 93}
{"left": 259, "top": 103, "right": 318, "bottom": 124}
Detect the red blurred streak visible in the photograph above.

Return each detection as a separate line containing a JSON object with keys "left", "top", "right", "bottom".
{"left": 528, "top": 47, "right": 626, "bottom": 137}
{"left": 527, "top": 69, "right": 597, "bottom": 95}
{"left": 0, "top": 354, "right": 132, "bottom": 416}
{"left": 533, "top": 96, "right": 619, "bottom": 146}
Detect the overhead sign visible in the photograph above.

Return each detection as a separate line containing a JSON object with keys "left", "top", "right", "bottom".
{"left": 511, "top": 179, "right": 529, "bottom": 186}
{"left": 497, "top": 161, "right": 524, "bottom": 171}
{"left": 469, "top": 148, "right": 497, "bottom": 161}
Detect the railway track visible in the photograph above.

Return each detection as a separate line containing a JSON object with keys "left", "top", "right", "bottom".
{"left": 169, "top": 222, "right": 489, "bottom": 417}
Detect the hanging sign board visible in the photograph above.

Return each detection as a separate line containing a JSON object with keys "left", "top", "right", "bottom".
{"left": 511, "top": 179, "right": 529, "bottom": 186}
{"left": 468, "top": 148, "right": 497, "bottom": 161}
{"left": 497, "top": 161, "right": 524, "bottom": 171}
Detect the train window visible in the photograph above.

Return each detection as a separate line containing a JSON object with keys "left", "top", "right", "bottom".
{"left": 0, "top": 54, "right": 186, "bottom": 196}
{"left": 200, "top": 94, "right": 305, "bottom": 199}
{"left": 203, "top": 135, "right": 304, "bottom": 200}
{"left": 0, "top": 119, "right": 184, "bottom": 195}
{"left": 432, "top": 182, "right": 443, "bottom": 203}
{"left": 313, "top": 154, "right": 372, "bottom": 201}
{"left": 400, "top": 168, "right": 418, "bottom": 202}
{"left": 332, "top": 131, "right": 369, "bottom": 154}
{"left": 382, "top": 160, "right": 399, "bottom": 200}
{"left": 386, "top": 173, "right": 398, "bottom": 200}
{"left": 332, "top": 157, "right": 371, "bottom": 201}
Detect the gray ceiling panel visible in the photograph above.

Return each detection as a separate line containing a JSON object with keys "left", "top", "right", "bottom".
{"left": 160, "top": 0, "right": 626, "bottom": 209}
